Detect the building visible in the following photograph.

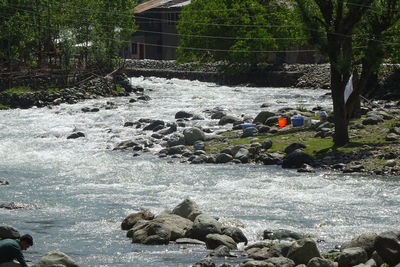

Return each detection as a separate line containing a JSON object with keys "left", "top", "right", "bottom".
{"left": 129, "top": 0, "right": 190, "bottom": 60}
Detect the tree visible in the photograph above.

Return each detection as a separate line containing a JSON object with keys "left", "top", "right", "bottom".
{"left": 351, "top": 0, "right": 400, "bottom": 102}
{"left": 294, "top": 0, "right": 374, "bottom": 146}
{"left": 177, "top": 0, "right": 302, "bottom": 72}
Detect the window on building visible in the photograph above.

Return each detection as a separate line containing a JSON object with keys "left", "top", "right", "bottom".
{"left": 132, "top": 43, "right": 138, "bottom": 54}
{"left": 167, "top": 13, "right": 177, "bottom": 25}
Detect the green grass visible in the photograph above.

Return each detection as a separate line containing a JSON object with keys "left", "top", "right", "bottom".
{"left": 0, "top": 103, "right": 9, "bottom": 109}
{"left": 112, "top": 84, "right": 124, "bottom": 94}
{"left": 203, "top": 116, "right": 400, "bottom": 170}
{"left": 3, "top": 86, "right": 59, "bottom": 95}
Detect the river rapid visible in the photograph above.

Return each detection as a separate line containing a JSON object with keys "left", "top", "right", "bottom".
{"left": 0, "top": 77, "right": 399, "bottom": 266}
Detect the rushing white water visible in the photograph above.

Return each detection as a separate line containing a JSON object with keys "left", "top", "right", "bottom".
{"left": 0, "top": 77, "right": 399, "bottom": 266}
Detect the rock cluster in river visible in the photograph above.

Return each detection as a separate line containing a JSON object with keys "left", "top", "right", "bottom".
{"left": 121, "top": 199, "right": 400, "bottom": 267}
{"left": 0, "top": 73, "right": 141, "bottom": 109}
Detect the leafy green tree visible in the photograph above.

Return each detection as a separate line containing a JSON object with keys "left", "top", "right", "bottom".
{"left": 177, "top": 0, "right": 302, "bottom": 71}
{"left": 294, "top": 0, "right": 374, "bottom": 146}
{"left": 0, "top": 0, "right": 36, "bottom": 70}
{"left": 91, "top": 0, "right": 136, "bottom": 72}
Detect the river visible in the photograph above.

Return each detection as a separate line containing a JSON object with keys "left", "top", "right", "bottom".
{"left": 0, "top": 77, "right": 399, "bottom": 266}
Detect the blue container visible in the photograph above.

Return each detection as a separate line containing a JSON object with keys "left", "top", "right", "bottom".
{"left": 291, "top": 115, "right": 304, "bottom": 127}
{"left": 241, "top": 123, "right": 256, "bottom": 130}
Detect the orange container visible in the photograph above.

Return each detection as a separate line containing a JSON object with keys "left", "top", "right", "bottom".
{"left": 278, "top": 117, "right": 287, "bottom": 127}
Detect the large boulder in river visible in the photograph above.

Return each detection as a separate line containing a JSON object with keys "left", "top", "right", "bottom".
{"left": 129, "top": 213, "right": 193, "bottom": 244}
{"left": 0, "top": 224, "right": 20, "bottom": 239}
{"left": 374, "top": 230, "right": 400, "bottom": 266}
{"left": 183, "top": 127, "right": 205, "bottom": 145}
{"left": 222, "top": 226, "right": 248, "bottom": 245}
{"left": 287, "top": 238, "right": 321, "bottom": 265}
{"left": 218, "top": 115, "right": 243, "bottom": 125}
{"left": 191, "top": 214, "right": 222, "bottom": 241}
{"left": 335, "top": 247, "right": 368, "bottom": 267}
{"left": 253, "top": 111, "right": 275, "bottom": 124}
{"left": 205, "top": 234, "right": 237, "bottom": 250}
{"left": 171, "top": 199, "right": 203, "bottom": 221}
{"left": 121, "top": 209, "right": 155, "bottom": 230}
{"left": 34, "top": 250, "right": 79, "bottom": 267}
{"left": 341, "top": 232, "right": 377, "bottom": 257}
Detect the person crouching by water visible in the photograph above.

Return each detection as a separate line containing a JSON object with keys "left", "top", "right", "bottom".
{"left": 0, "top": 234, "right": 33, "bottom": 267}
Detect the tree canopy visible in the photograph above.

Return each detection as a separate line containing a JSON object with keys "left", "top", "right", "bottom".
{"left": 176, "top": 0, "right": 303, "bottom": 71}
{"left": 0, "top": 0, "right": 137, "bottom": 72}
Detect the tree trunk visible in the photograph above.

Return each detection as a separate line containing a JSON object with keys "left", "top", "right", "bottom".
{"left": 331, "top": 64, "right": 349, "bottom": 146}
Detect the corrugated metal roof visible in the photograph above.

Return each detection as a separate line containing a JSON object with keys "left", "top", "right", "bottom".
{"left": 135, "top": 0, "right": 190, "bottom": 14}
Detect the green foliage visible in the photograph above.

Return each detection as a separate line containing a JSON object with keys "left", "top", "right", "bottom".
{"left": 0, "top": 0, "right": 137, "bottom": 72}
{"left": 177, "top": 0, "right": 303, "bottom": 70}
{"left": 3, "top": 86, "right": 59, "bottom": 94}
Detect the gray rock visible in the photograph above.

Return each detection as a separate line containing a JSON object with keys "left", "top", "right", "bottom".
{"left": 263, "top": 229, "right": 304, "bottom": 241}
{"left": 307, "top": 257, "right": 335, "bottom": 267}
{"left": 297, "top": 163, "right": 315, "bottom": 173}
{"left": 193, "top": 141, "right": 206, "bottom": 151}
{"left": 121, "top": 209, "right": 155, "bottom": 230}
{"left": 218, "top": 115, "right": 243, "bottom": 125}
{"left": 234, "top": 148, "right": 250, "bottom": 163}
{"left": 336, "top": 247, "right": 368, "bottom": 267}
{"left": 386, "top": 133, "right": 399, "bottom": 141}
{"left": 143, "top": 120, "right": 165, "bottom": 131}
{"left": 341, "top": 232, "right": 377, "bottom": 257}
{"left": 374, "top": 230, "right": 400, "bottom": 266}
{"left": 34, "top": 250, "right": 79, "bottom": 267}
{"left": 158, "top": 123, "right": 177, "bottom": 135}
{"left": 192, "top": 256, "right": 215, "bottom": 267}
{"left": 240, "top": 260, "right": 274, "bottom": 267}
{"left": 258, "top": 153, "right": 283, "bottom": 165}
{"left": 262, "top": 139, "right": 273, "bottom": 150}
{"left": 253, "top": 111, "right": 275, "bottom": 124}
{"left": 67, "top": 132, "right": 85, "bottom": 139}
{"left": 265, "top": 257, "right": 295, "bottom": 267}
{"left": 222, "top": 227, "right": 248, "bottom": 245}
{"left": 183, "top": 127, "right": 205, "bottom": 145}
{"left": 242, "top": 127, "right": 258, "bottom": 138}
{"left": 284, "top": 143, "right": 306, "bottom": 154}
{"left": 205, "top": 234, "right": 237, "bottom": 250}
{"left": 175, "top": 238, "right": 205, "bottom": 245}
{"left": 362, "top": 116, "right": 383, "bottom": 125}
{"left": 287, "top": 238, "right": 321, "bottom": 265}
{"left": 175, "top": 110, "right": 193, "bottom": 119}
{"left": 168, "top": 145, "right": 187, "bottom": 155}
{"left": 130, "top": 213, "right": 193, "bottom": 244}
{"left": 209, "top": 245, "right": 236, "bottom": 258}
{"left": 352, "top": 258, "right": 377, "bottom": 267}
{"left": 191, "top": 214, "right": 222, "bottom": 241}
{"left": 265, "top": 116, "right": 279, "bottom": 127}
{"left": 282, "top": 152, "right": 315, "bottom": 169}
{"left": 171, "top": 199, "right": 203, "bottom": 221}
{"left": 216, "top": 153, "right": 233, "bottom": 164}
{"left": 0, "top": 224, "right": 20, "bottom": 239}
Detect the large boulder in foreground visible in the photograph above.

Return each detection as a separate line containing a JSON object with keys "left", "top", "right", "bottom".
{"left": 341, "top": 232, "right": 377, "bottom": 257}
{"left": 171, "top": 199, "right": 203, "bottom": 221}
{"left": 205, "top": 234, "right": 237, "bottom": 250}
{"left": 374, "top": 231, "right": 400, "bottom": 266}
{"left": 287, "top": 238, "right": 320, "bottom": 265}
{"left": 33, "top": 250, "right": 79, "bottom": 267}
{"left": 0, "top": 224, "right": 20, "bottom": 239}
{"left": 121, "top": 209, "right": 155, "bottom": 230}
{"left": 191, "top": 214, "right": 222, "bottom": 241}
{"left": 129, "top": 213, "right": 193, "bottom": 244}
